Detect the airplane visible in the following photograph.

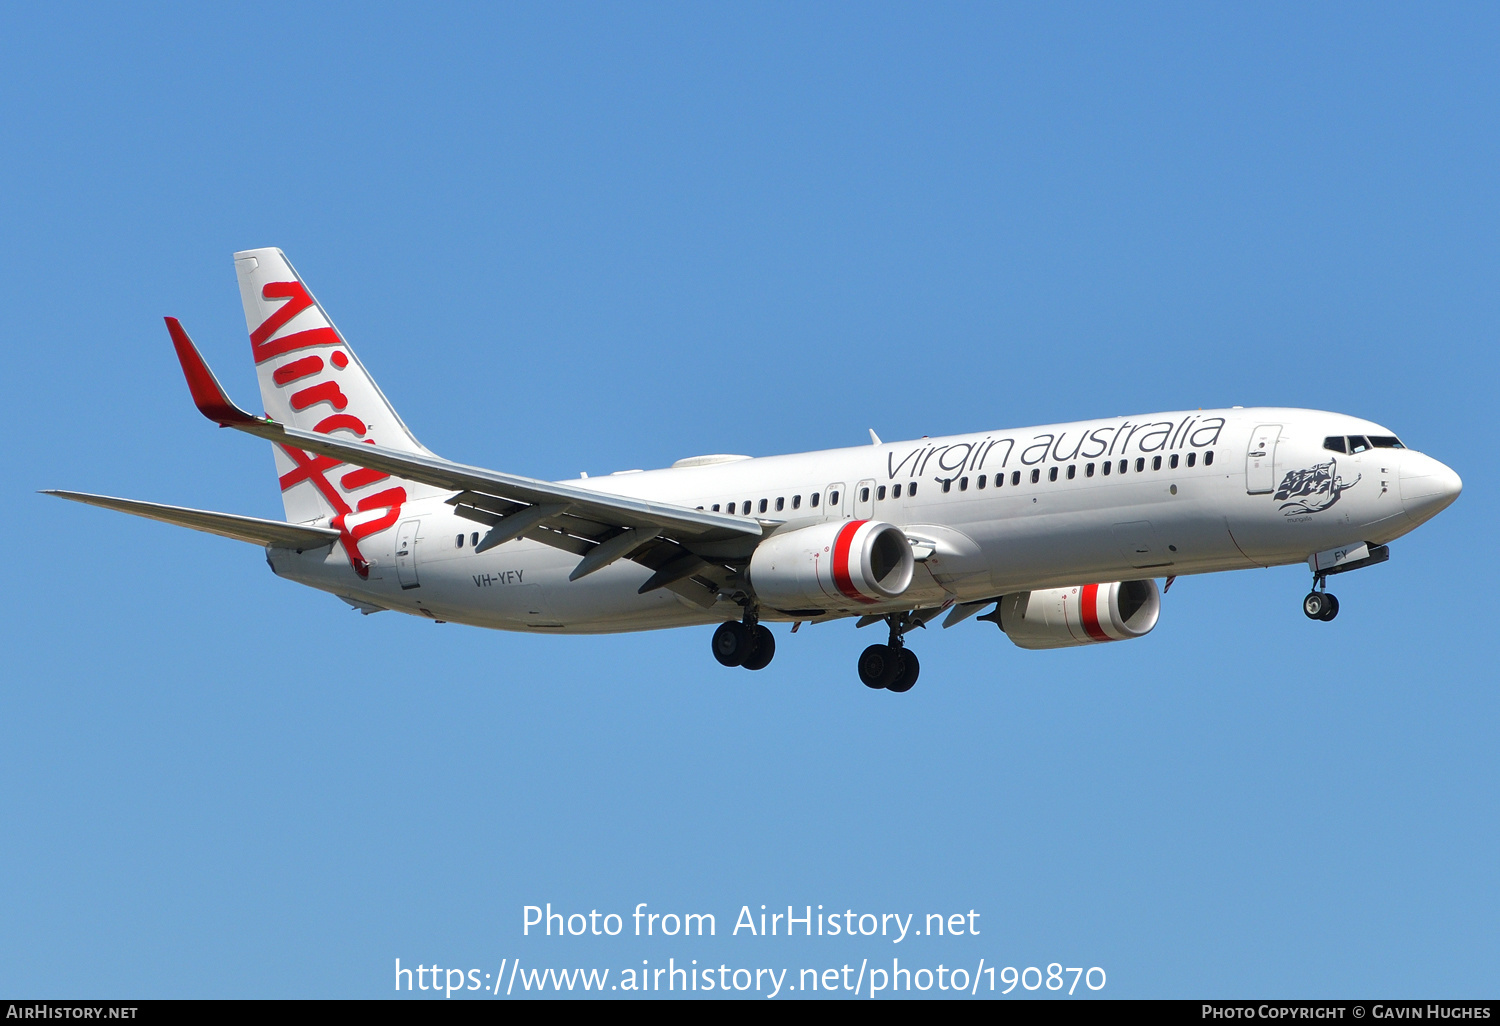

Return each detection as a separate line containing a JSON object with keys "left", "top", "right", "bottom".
{"left": 46, "top": 248, "right": 1463, "bottom": 693}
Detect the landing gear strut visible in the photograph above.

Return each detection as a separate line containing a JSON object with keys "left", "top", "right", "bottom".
{"left": 1303, "top": 576, "right": 1340, "bottom": 622}
{"left": 858, "top": 614, "right": 922, "bottom": 692}
{"left": 712, "top": 611, "right": 775, "bottom": 670}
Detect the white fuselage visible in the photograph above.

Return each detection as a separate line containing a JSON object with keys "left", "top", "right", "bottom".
{"left": 267, "top": 407, "right": 1458, "bottom": 633}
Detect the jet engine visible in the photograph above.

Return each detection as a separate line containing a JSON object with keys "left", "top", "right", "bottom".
{"left": 748, "top": 519, "right": 915, "bottom": 613}
{"left": 990, "top": 579, "right": 1160, "bottom": 650}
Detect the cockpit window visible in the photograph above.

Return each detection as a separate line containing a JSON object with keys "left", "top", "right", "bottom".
{"left": 1369, "top": 435, "right": 1405, "bottom": 449}
{"left": 1323, "top": 436, "right": 1347, "bottom": 453}
{"left": 1348, "top": 435, "right": 1371, "bottom": 453}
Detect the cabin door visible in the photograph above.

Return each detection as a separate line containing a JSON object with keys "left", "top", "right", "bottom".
{"left": 1245, "top": 424, "right": 1282, "bottom": 494}
{"left": 395, "top": 518, "right": 422, "bottom": 590}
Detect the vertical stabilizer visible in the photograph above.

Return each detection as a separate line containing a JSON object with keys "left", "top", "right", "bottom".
{"left": 233, "top": 248, "right": 441, "bottom": 569}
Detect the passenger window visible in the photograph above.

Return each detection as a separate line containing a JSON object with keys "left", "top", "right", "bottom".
{"left": 877, "top": 485, "right": 886, "bottom": 500}
{"left": 893, "top": 484, "right": 902, "bottom": 498}
{"left": 977, "top": 474, "right": 986, "bottom": 489}
{"left": 792, "top": 495, "right": 801, "bottom": 509}
{"left": 829, "top": 490, "right": 840, "bottom": 506}
{"left": 1152, "top": 456, "right": 1162, "bottom": 470}
{"left": 1031, "top": 469, "right": 1040, "bottom": 484}
{"left": 743, "top": 500, "right": 751, "bottom": 514}
{"left": 726, "top": 502, "right": 736, "bottom": 514}
{"left": 1102, "top": 460, "right": 1111, "bottom": 476}
{"left": 959, "top": 476, "right": 969, "bottom": 491}
{"left": 1186, "top": 452, "right": 1196, "bottom": 468}
{"left": 1085, "top": 463, "right": 1094, "bottom": 477}
{"left": 942, "top": 479, "right": 952, "bottom": 493}
{"left": 712, "top": 503, "right": 720, "bottom": 512}
{"left": 1169, "top": 454, "right": 1179, "bottom": 469}
{"left": 456, "top": 534, "right": 465, "bottom": 548}
{"left": 1066, "top": 465, "right": 1076, "bottom": 480}
{"left": 1049, "top": 467, "right": 1059, "bottom": 482}
{"left": 1204, "top": 450, "right": 1214, "bottom": 466}
{"left": 1136, "top": 458, "right": 1145, "bottom": 472}
{"left": 860, "top": 487, "right": 870, "bottom": 502}
{"left": 1348, "top": 435, "right": 1371, "bottom": 453}
{"left": 909, "top": 483, "right": 918, "bottom": 496}
{"left": 472, "top": 532, "right": 479, "bottom": 547}
{"left": 775, "top": 497, "right": 785, "bottom": 512}
{"left": 758, "top": 498, "right": 768, "bottom": 514}
{"left": 1323, "top": 435, "right": 1347, "bottom": 453}
{"left": 1119, "top": 459, "right": 1128, "bottom": 474}
{"left": 1370, "top": 435, "right": 1405, "bottom": 449}
{"left": 810, "top": 492, "right": 820, "bottom": 508}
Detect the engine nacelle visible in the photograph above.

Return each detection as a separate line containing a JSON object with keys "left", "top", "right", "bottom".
{"left": 748, "top": 520, "right": 915, "bottom": 613}
{"left": 993, "top": 579, "right": 1160, "bottom": 650}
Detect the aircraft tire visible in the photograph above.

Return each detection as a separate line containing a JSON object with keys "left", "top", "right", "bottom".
{"left": 1318, "top": 593, "right": 1340, "bottom": 621}
{"left": 886, "top": 648, "right": 919, "bottom": 693}
{"left": 742, "top": 625, "right": 776, "bottom": 670}
{"left": 1302, "top": 592, "right": 1328, "bottom": 620}
{"left": 712, "top": 621, "right": 751, "bottom": 667}
{"left": 858, "top": 644, "right": 901, "bottom": 689}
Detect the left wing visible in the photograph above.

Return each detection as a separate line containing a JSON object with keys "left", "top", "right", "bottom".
{"left": 167, "top": 318, "right": 763, "bottom": 604}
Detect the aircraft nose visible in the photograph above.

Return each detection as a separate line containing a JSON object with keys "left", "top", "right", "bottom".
{"left": 1399, "top": 453, "right": 1462, "bottom": 525}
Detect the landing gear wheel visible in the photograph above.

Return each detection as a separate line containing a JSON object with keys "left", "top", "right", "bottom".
{"left": 858, "top": 644, "right": 901, "bottom": 689}
{"left": 886, "top": 648, "right": 920, "bottom": 693}
{"left": 1318, "top": 593, "right": 1340, "bottom": 621}
{"left": 712, "top": 621, "right": 751, "bottom": 667}
{"left": 1303, "top": 592, "right": 1329, "bottom": 620}
{"left": 742, "top": 625, "right": 776, "bottom": 670}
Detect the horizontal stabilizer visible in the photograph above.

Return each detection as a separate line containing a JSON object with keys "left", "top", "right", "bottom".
{"left": 42, "top": 490, "right": 342, "bottom": 550}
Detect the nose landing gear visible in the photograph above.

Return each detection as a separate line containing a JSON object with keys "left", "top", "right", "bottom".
{"left": 1302, "top": 577, "right": 1340, "bottom": 621}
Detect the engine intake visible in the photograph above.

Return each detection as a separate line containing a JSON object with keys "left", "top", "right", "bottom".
{"left": 993, "top": 579, "right": 1160, "bottom": 650}
{"left": 748, "top": 520, "right": 914, "bottom": 613}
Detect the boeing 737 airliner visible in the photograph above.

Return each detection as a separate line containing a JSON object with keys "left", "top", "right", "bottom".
{"left": 48, "top": 249, "right": 1462, "bottom": 692}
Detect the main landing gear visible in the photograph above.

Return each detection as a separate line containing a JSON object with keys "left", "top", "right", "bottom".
{"left": 712, "top": 615, "right": 775, "bottom": 671}
{"left": 1303, "top": 576, "right": 1340, "bottom": 622}
{"left": 858, "top": 614, "right": 921, "bottom": 693}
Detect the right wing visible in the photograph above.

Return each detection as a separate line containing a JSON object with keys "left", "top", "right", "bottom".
{"left": 43, "top": 490, "right": 342, "bottom": 550}
{"left": 166, "top": 318, "right": 764, "bottom": 604}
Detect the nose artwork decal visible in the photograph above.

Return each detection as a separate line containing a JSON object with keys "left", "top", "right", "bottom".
{"left": 1273, "top": 459, "right": 1360, "bottom": 515}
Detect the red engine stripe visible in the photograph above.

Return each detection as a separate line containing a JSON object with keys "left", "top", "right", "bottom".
{"left": 1080, "top": 583, "right": 1110, "bottom": 642}
{"left": 831, "top": 519, "right": 876, "bottom": 604}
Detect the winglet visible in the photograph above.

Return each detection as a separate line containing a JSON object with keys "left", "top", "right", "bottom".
{"left": 165, "top": 317, "right": 258, "bottom": 426}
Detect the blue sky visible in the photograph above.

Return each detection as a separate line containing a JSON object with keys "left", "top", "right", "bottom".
{"left": 2, "top": 3, "right": 1496, "bottom": 998}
